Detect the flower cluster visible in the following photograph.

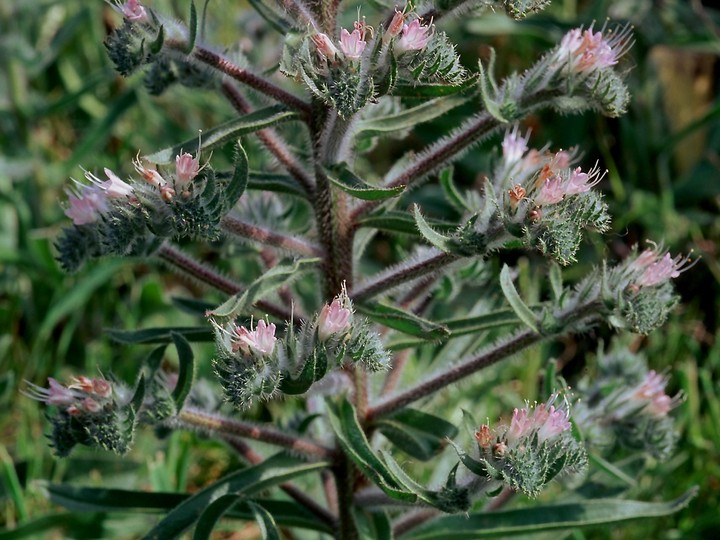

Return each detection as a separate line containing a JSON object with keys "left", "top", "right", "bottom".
{"left": 556, "top": 24, "right": 633, "bottom": 76}
{"left": 65, "top": 169, "right": 134, "bottom": 225}
{"left": 232, "top": 319, "right": 278, "bottom": 358}
{"left": 318, "top": 294, "right": 353, "bottom": 342}
{"left": 24, "top": 376, "right": 114, "bottom": 416}
{"left": 463, "top": 394, "right": 586, "bottom": 497}
{"left": 629, "top": 244, "right": 695, "bottom": 289}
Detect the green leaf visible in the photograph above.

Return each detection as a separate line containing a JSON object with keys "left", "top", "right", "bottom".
{"left": 477, "top": 53, "right": 508, "bottom": 123}
{"left": 403, "top": 489, "right": 698, "bottom": 539}
{"left": 248, "top": 171, "right": 308, "bottom": 198}
{"left": 279, "top": 346, "right": 329, "bottom": 395}
{"left": 185, "top": 1, "right": 198, "bottom": 53}
{"left": 548, "top": 261, "right": 563, "bottom": 301}
{"left": 225, "top": 142, "right": 249, "bottom": 209}
{"left": 392, "top": 76, "right": 478, "bottom": 98}
{"left": 354, "top": 509, "right": 392, "bottom": 540}
{"left": 247, "top": 0, "right": 292, "bottom": 33}
{"left": 140, "top": 453, "right": 329, "bottom": 539}
{"left": 356, "top": 95, "right": 469, "bottom": 140}
{"left": 413, "top": 205, "right": 455, "bottom": 252}
{"left": 106, "top": 326, "right": 213, "bottom": 345}
{"left": 327, "top": 397, "right": 416, "bottom": 503}
{"left": 386, "top": 309, "right": 522, "bottom": 350}
{"left": 358, "top": 211, "right": 455, "bottom": 236}
{"left": 145, "top": 106, "right": 300, "bottom": 164}
{"left": 499, "top": 265, "right": 539, "bottom": 334}
{"left": 149, "top": 25, "right": 165, "bottom": 55}
{"left": 355, "top": 302, "right": 449, "bottom": 341}
{"left": 0, "top": 513, "right": 106, "bottom": 540}
{"left": 170, "top": 333, "right": 195, "bottom": 411}
{"left": 249, "top": 502, "right": 281, "bottom": 540}
{"left": 326, "top": 164, "right": 406, "bottom": 201}
{"left": 439, "top": 167, "right": 470, "bottom": 212}
{"left": 209, "top": 258, "right": 320, "bottom": 318}
{"left": 375, "top": 408, "right": 458, "bottom": 461}
{"left": 43, "top": 484, "right": 331, "bottom": 533}
{"left": 130, "top": 373, "right": 147, "bottom": 414}
{"left": 193, "top": 494, "right": 243, "bottom": 540}
{"left": 448, "top": 440, "right": 488, "bottom": 477}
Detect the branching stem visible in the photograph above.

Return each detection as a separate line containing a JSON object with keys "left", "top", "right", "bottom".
{"left": 177, "top": 406, "right": 336, "bottom": 461}
{"left": 220, "top": 216, "right": 323, "bottom": 257}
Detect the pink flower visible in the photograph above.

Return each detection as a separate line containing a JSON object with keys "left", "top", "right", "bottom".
{"left": 630, "top": 245, "right": 694, "bottom": 288}
{"left": 535, "top": 405, "right": 571, "bottom": 443}
{"left": 506, "top": 407, "right": 532, "bottom": 445}
{"left": 133, "top": 155, "right": 175, "bottom": 200}
{"left": 81, "top": 397, "right": 102, "bottom": 413}
{"left": 339, "top": 28, "right": 366, "bottom": 60}
{"left": 65, "top": 186, "right": 108, "bottom": 225}
{"left": 232, "top": 320, "right": 277, "bottom": 357}
{"left": 121, "top": 0, "right": 147, "bottom": 23}
{"left": 23, "top": 378, "right": 79, "bottom": 406}
{"left": 92, "top": 378, "right": 113, "bottom": 399}
{"left": 557, "top": 24, "right": 632, "bottom": 75}
{"left": 175, "top": 151, "right": 200, "bottom": 188}
{"left": 626, "top": 371, "right": 678, "bottom": 418}
{"left": 318, "top": 298, "right": 352, "bottom": 341}
{"left": 395, "top": 19, "right": 433, "bottom": 55}
{"left": 564, "top": 165, "right": 604, "bottom": 195}
{"left": 502, "top": 125, "right": 531, "bottom": 164}
{"left": 535, "top": 174, "right": 565, "bottom": 206}
{"left": 311, "top": 33, "right": 340, "bottom": 61}
{"left": 386, "top": 10, "right": 406, "bottom": 40}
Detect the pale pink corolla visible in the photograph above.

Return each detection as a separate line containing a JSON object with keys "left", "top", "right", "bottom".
{"left": 339, "top": 28, "right": 367, "bottom": 60}
{"left": 121, "top": 0, "right": 148, "bottom": 23}
{"left": 92, "top": 378, "right": 113, "bottom": 399}
{"left": 535, "top": 175, "right": 565, "bottom": 206}
{"left": 506, "top": 407, "right": 532, "bottom": 445}
{"left": 318, "top": 298, "right": 352, "bottom": 341}
{"left": 535, "top": 405, "right": 571, "bottom": 444}
{"left": 557, "top": 25, "right": 632, "bottom": 74}
{"left": 175, "top": 151, "right": 200, "bottom": 188}
{"left": 311, "top": 33, "right": 340, "bottom": 60}
{"left": 395, "top": 19, "right": 433, "bottom": 55}
{"left": 564, "top": 165, "right": 604, "bottom": 196}
{"left": 233, "top": 320, "right": 277, "bottom": 357}
{"left": 631, "top": 246, "right": 694, "bottom": 288}
{"left": 502, "top": 125, "right": 531, "bottom": 164}
{"left": 23, "top": 378, "right": 79, "bottom": 406}
{"left": 65, "top": 186, "right": 108, "bottom": 225}
{"left": 81, "top": 397, "right": 102, "bottom": 413}
{"left": 386, "top": 10, "right": 406, "bottom": 40}
{"left": 628, "top": 370, "right": 676, "bottom": 418}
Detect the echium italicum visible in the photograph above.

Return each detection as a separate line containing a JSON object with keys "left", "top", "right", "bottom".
{"left": 27, "top": 0, "right": 699, "bottom": 538}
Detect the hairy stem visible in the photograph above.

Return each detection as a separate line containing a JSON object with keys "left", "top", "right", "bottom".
{"left": 156, "top": 243, "right": 291, "bottom": 321}
{"left": 220, "top": 81, "right": 315, "bottom": 195}
{"left": 177, "top": 406, "right": 336, "bottom": 461}
{"left": 392, "top": 509, "right": 439, "bottom": 537}
{"left": 220, "top": 216, "right": 323, "bottom": 257}
{"left": 224, "top": 437, "right": 338, "bottom": 530}
{"left": 334, "top": 454, "right": 359, "bottom": 540}
{"left": 366, "top": 301, "right": 603, "bottom": 419}
{"left": 190, "top": 46, "right": 311, "bottom": 115}
{"left": 351, "top": 252, "right": 458, "bottom": 302}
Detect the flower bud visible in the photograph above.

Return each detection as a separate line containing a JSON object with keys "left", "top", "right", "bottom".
{"left": 120, "top": 0, "right": 148, "bottom": 23}
{"left": 311, "top": 33, "right": 340, "bottom": 61}
{"left": 232, "top": 320, "right": 277, "bottom": 357}
{"left": 318, "top": 298, "right": 352, "bottom": 342}
{"left": 395, "top": 19, "right": 433, "bottom": 55}
{"left": 175, "top": 151, "right": 201, "bottom": 188}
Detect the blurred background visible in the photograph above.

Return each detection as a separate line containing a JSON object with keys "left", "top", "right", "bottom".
{"left": 1, "top": 0, "right": 718, "bottom": 537}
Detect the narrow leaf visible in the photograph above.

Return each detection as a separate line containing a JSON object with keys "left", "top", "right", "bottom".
{"left": 404, "top": 489, "right": 698, "bottom": 539}
{"left": 248, "top": 171, "right": 307, "bottom": 198}
{"left": 185, "top": 1, "right": 197, "bottom": 53}
{"left": 106, "top": 326, "right": 213, "bottom": 344}
{"left": 375, "top": 409, "right": 458, "bottom": 461}
{"left": 413, "top": 205, "right": 455, "bottom": 252}
{"left": 170, "top": 333, "right": 195, "bottom": 411}
{"left": 477, "top": 55, "right": 508, "bottom": 123}
{"left": 149, "top": 25, "right": 165, "bottom": 55}
{"left": 358, "top": 211, "right": 455, "bottom": 236}
{"left": 391, "top": 76, "right": 478, "bottom": 98}
{"left": 355, "top": 302, "right": 449, "bottom": 340}
{"left": 247, "top": 0, "right": 292, "bottom": 33}
{"left": 145, "top": 106, "right": 300, "bottom": 164}
{"left": 548, "top": 261, "right": 563, "bottom": 301}
{"left": 356, "top": 95, "right": 469, "bottom": 139}
{"left": 499, "top": 265, "right": 539, "bottom": 333}
{"left": 439, "top": 167, "right": 470, "bottom": 212}
{"left": 193, "top": 494, "right": 242, "bottom": 540}
{"left": 249, "top": 502, "right": 281, "bottom": 540}
{"left": 140, "top": 453, "right": 329, "bottom": 539}
{"left": 327, "top": 165, "right": 405, "bottom": 201}
{"left": 225, "top": 141, "right": 249, "bottom": 209}
{"left": 209, "top": 258, "right": 320, "bottom": 318}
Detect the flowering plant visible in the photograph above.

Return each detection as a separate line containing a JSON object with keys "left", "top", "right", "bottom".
{"left": 24, "top": 0, "right": 700, "bottom": 537}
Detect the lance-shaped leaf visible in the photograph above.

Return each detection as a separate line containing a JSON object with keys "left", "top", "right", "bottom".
{"left": 106, "top": 326, "right": 213, "bottom": 345}
{"left": 170, "top": 332, "right": 195, "bottom": 412}
{"left": 354, "top": 509, "right": 392, "bottom": 540}
{"left": 374, "top": 408, "right": 459, "bottom": 461}
{"left": 499, "top": 264, "right": 539, "bottom": 333}
{"left": 403, "top": 488, "right": 698, "bottom": 539}
{"left": 248, "top": 0, "right": 293, "bottom": 33}
{"left": 439, "top": 167, "right": 471, "bottom": 212}
{"left": 248, "top": 171, "right": 308, "bottom": 198}
{"left": 355, "top": 302, "right": 449, "bottom": 341}
{"left": 477, "top": 53, "right": 508, "bottom": 123}
{"left": 209, "top": 258, "right": 320, "bottom": 318}
{"left": 225, "top": 142, "right": 248, "bottom": 209}
{"left": 43, "top": 484, "right": 331, "bottom": 533}
{"left": 193, "top": 494, "right": 243, "bottom": 540}
{"left": 358, "top": 211, "right": 456, "bottom": 236}
{"left": 391, "top": 75, "right": 479, "bottom": 98}
{"left": 326, "top": 165, "right": 406, "bottom": 201}
{"left": 355, "top": 95, "right": 470, "bottom": 140}
{"left": 249, "top": 502, "right": 281, "bottom": 540}
{"left": 413, "top": 205, "right": 456, "bottom": 252}
{"left": 279, "top": 346, "right": 329, "bottom": 395}
{"left": 140, "top": 453, "right": 329, "bottom": 539}
{"left": 327, "top": 397, "right": 416, "bottom": 502}
{"left": 145, "top": 106, "right": 300, "bottom": 164}
{"left": 185, "top": 1, "right": 197, "bottom": 53}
